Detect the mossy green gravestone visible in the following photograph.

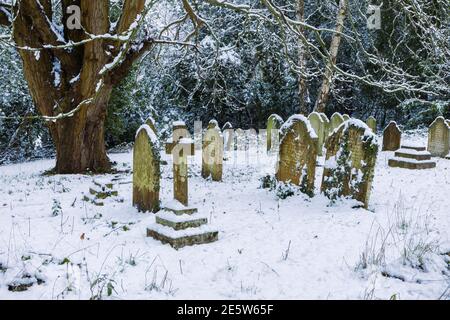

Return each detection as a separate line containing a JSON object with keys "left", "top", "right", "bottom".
{"left": 321, "top": 120, "right": 378, "bottom": 209}
{"left": 202, "top": 120, "right": 224, "bottom": 181}
{"left": 427, "top": 116, "right": 450, "bottom": 157}
{"left": 330, "top": 112, "right": 345, "bottom": 133}
{"left": 382, "top": 121, "right": 401, "bottom": 151}
{"left": 366, "top": 116, "right": 377, "bottom": 134}
{"left": 133, "top": 124, "right": 161, "bottom": 213}
{"left": 308, "top": 112, "right": 326, "bottom": 156}
{"left": 276, "top": 115, "right": 318, "bottom": 196}
{"left": 267, "top": 114, "right": 284, "bottom": 152}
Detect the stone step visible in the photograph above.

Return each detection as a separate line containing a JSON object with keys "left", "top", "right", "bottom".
{"left": 155, "top": 211, "right": 208, "bottom": 231}
{"left": 147, "top": 224, "right": 219, "bottom": 250}
{"left": 394, "top": 148, "right": 432, "bottom": 161}
{"left": 163, "top": 200, "right": 198, "bottom": 215}
{"left": 388, "top": 158, "right": 436, "bottom": 170}
{"left": 401, "top": 145, "right": 426, "bottom": 152}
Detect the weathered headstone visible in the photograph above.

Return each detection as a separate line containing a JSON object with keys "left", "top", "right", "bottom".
{"left": 308, "top": 112, "right": 326, "bottom": 156}
{"left": 276, "top": 115, "right": 318, "bottom": 196}
{"left": 382, "top": 121, "right": 402, "bottom": 151}
{"left": 366, "top": 116, "right": 377, "bottom": 134}
{"left": 148, "top": 129, "right": 219, "bottom": 249}
{"left": 202, "top": 120, "right": 224, "bottom": 181}
{"left": 320, "top": 113, "right": 330, "bottom": 139}
{"left": 330, "top": 112, "right": 345, "bottom": 133}
{"left": 145, "top": 117, "right": 157, "bottom": 134}
{"left": 165, "top": 121, "right": 195, "bottom": 155}
{"left": 321, "top": 120, "right": 378, "bottom": 208}
{"left": 267, "top": 114, "right": 284, "bottom": 152}
{"left": 133, "top": 124, "right": 161, "bottom": 213}
{"left": 427, "top": 116, "right": 450, "bottom": 157}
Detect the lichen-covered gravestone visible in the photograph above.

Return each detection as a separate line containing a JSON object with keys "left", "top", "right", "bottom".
{"left": 308, "top": 112, "right": 326, "bottom": 156}
{"left": 202, "top": 120, "right": 224, "bottom": 181}
{"left": 330, "top": 112, "right": 345, "bottom": 133}
{"left": 321, "top": 120, "right": 378, "bottom": 208}
{"left": 382, "top": 121, "right": 402, "bottom": 151}
{"left": 267, "top": 114, "right": 284, "bottom": 152}
{"left": 427, "top": 116, "right": 450, "bottom": 157}
{"left": 366, "top": 116, "right": 377, "bottom": 134}
{"left": 276, "top": 115, "right": 318, "bottom": 196}
{"left": 133, "top": 124, "right": 160, "bottom": 213}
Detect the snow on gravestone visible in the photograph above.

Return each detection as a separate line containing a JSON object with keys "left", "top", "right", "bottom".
{"left": 308, "top": 112, "right": 326, "bottom": 156}
{"left": 266, "top": 114, "right": 284, "bottom": 152}
{"left": 366, "top": 116, "right": 377, "bottom": 134}
{"left": 427, "top": 116, "right": 450, "bottom": 157}
{"left": 321, "top": 120, "right": 378, "bottom": 209}
{"left": 276, "top": 115, "right": 318, "bottom": 196}
{"left": 382, "top": 121, "right": 401, "bottom": 151}
{"left": 133, "top": 124, "right": 161, "bottom": 213}
{"left": 330, "top": 112, "right": 345, "bottom": 133}
{"left": 202, "top": 120, "right": 224, "bottom": 181}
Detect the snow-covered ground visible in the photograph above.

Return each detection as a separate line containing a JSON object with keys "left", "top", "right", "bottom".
{"left": 0, "top": 131, "right": 449, "bottom": 300}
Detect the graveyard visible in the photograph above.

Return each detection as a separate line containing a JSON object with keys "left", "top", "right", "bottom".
{"left": 0, "top": 0, "right": 449, "bottom": 303}
{"left": 0, "top": 115, "right": 449, "bottom": 300}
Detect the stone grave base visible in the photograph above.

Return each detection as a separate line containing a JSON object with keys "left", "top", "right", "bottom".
{"left": 147, "top": 201, "right": 218, "bottom": 250}
{"left": 388, "top": 145, "right": 436, "bottom": 169}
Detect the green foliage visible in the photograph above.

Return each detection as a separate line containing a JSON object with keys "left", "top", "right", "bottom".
{"left": 400, "top": 99, "right": 450, "bottom": 129}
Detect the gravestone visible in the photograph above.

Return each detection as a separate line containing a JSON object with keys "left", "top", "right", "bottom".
{"left": 276, "top": 115, "right": 318, "bottom": 196}
{"left": 165, "top": 121, "right": 195, "bottom": 155}
{"left": 366, "top": 116, "right": 377, "bottom": 134}
{"left": 321, "top": 120, "right": 378, "bottom": 208}
{"left": 267, "top": 114, "right": 284, "bottom": 152}
{"left": 133, "top": 124, "right": 161, "bottom": 213}
{"left": 202, "top": 120, "right": 224, "bottom": 181}
{"left": 320, "top": 113, "right": 330, "bottom": 139}
{"left": 330, "top": 112, "right": 345, "bottom": 133}
{"left": 147, "top": 136, "right": 218, "bottom": 249}
{"left": 343, "top": 114, "right": 351, "bottom": 121}
{"left": 427, "top": 116, "right": 450, "bottom": 157}
{"left": 222, "top": 122, "right": 234, "bottom": 152}
{"left": 145, "top": 117, "right": 157, "bottom": 134}
{"left": 308, "top": 112, "right": 326, "bottom": 156}
{"left": 382, "top": 121, "right": 401, "bottom": 151}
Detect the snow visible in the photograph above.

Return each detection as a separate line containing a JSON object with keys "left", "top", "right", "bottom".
{"left": 135, "top": 124, "right": 158, "bottom": 146}
{"left": 0, "top": 131, "right": 449, "bottom": 300}
{"left": 280, "top": 114, "right": 318, "bottom": 139}
{"left": 51, "top": 59, "right": 61, "bottom": 87}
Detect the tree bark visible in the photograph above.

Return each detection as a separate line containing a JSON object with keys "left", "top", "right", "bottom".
{"left": 297, "top": 0, "right": 309, "bottom": 115}
{"left": 314, "top": 0, "right": 348, "bottom": 113}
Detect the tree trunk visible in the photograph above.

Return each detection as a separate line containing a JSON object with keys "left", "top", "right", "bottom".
{"left": 314, "top": 0, "right": 348, "bottom": 113}
{"left": 54, "top": 94, "right": 112, "bottom": 174}
{"left": 5, "top": 0, "right": 151, "bottom": 174}
{"left": 297, "top": 0, "right": 309, "bottom": 115}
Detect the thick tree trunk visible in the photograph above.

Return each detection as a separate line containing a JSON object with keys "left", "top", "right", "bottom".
{"left": 54, "top": 96, "right": 112, "bottom": 174}
{"left": 314, "top": 0, "right": 347, "bottom": 113}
